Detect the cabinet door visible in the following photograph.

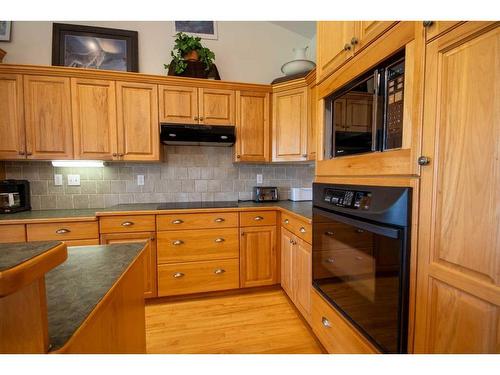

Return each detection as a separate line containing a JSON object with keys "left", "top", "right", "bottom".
{"left": 316, "top": 21, "right": 356, "bottom": 82}
{"left": 355, "top": 21, "right": 397, "bottom": 51}
{"left": 414, "top": 22, "right": 500, "bottom": 353}
{"left": 0, "top": 74, "right": 25, "bottom": 159}
{"left": 158, "top": 85, "right": 198, "bottom": 124}
{"left": 294, "top": 238, "right": 312, "bottom": 321}
{"left": 23, "top": 75, "right": 73, "bottom": 159}
{"left": 71, "top": 78, "right": 118, "bottom": 160}
{"left": 424, "top": 21, "right": 463, "bottom": 41}
{"left": 116, "top": 81, "right": 159, "bottom": 161}
{"left": 307, "top": 84, "right": 317, "bottom": 160}
{"left": 281, "top": 228, "right": 294, "bottom": 298}
{"left": 199, "top": 88, "right": 235, "bottom": 126}
{"left": 240, "top": 225, "right": 277, "bottom": 288}
{"left": 235, "top": 91, "right": 270, "bottom": 162}
{"left": 100, "top": 231, "right": 157, "bottom": 298}
{"left": 272, "top": 87, "right": 308, "bottom": 162}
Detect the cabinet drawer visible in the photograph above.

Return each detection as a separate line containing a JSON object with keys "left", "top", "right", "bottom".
{"left": 158, "top": 258, "right": 239, "bottom": 296}
{"left": 99, "top": 215, "right": 155, "bottom": 233}
{"left": 281, "top": 213, "right": 312, "bottom": 244}
{"left": 157, "top": 228, "right": 239, "bottom": 263}
{"left": 240, "top": 211, "right": 277, "bottom": 227}
{"left": 157, "top": 212, "right": 238, "bottom": 231}
{"left": 27, "top": 221, "right": 98, "bottom": 241}
{"left": 0, "top": 224, "right": 26, "bottom": 243}
{"left": 311, "top": 289, "right": 378, "bottom": 353}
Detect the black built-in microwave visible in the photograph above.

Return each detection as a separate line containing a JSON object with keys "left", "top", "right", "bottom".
{"left": 323, "top": 51, "right": 405, "bottom": 158}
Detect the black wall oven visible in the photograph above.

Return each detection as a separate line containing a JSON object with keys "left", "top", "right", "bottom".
{"left": 312, "top": 183, "right": 411, "bottom": 353}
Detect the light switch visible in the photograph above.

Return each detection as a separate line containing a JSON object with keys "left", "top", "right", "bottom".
{"left": 256, "top": 174, "right": 263, "bottom": 184}
{"left": 137, "top": 175, "right": 145, "bottom": 186}
{"left": 54, "top": 174, "right": 63, "bottom": 186}
{"left": 67, "top": 174, "right": 80, "bottom": 186}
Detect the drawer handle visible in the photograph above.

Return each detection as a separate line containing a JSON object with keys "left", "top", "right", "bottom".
{"left": 214, "top": 238, "right": 225, "bottom": 243}
{"left": 55, "top": 228, "right": 70, "bottom": 234}
{"left": 322, "top": 317, "right": 332, "bottom": 328}
{"left": 121, "top": 221, "right": 134, "bottom": 227}
{"left": 173, "top": 272, "right": 185, "bottom": 278}
{"left": 172, "top": 240, "right": 184, "bottom": 246}
{"left": 299, "top": 227, "right": 306, "bottom": 233}
{"left": 324, "top": 231, "right": 334, "bottom": 236}
{"left": 214, "top": 268, "right": 226, "bottom": 275}
{"left": 355, "top": 228, "right": 365, "bottom": 234}
{"left": 326, "top": 257, "right": 335, "bottom": 264}
{"left": 254, "top": 216, "right": 264, "bottom": 221}
{"left": 355, "top": 256, "right": 363, "bottom": 261}
{"left": 284, "top": 219, "right": 289, "bottom": 224}
{"left": 214, "top": 217, "right": 225, "bottom": 223}
{"left": 172, "top": 219, "right": 184, "bottom": 224}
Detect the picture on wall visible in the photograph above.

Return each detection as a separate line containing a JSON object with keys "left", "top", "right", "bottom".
{"left": 52, "top": 23, "right": 138, "bottom": 72}
{"left": 0, "top": 21, "right": 12, "bottom": 42}
{"left": 172, "top": 21, "right": 218, "bottom": 40}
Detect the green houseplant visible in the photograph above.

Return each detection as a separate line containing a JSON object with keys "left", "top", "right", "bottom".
{"left": 165, "top": 32, "right": 218, "bottom": 79}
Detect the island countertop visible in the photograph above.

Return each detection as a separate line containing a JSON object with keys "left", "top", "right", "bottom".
{"left": 44, "top": 243, "right": 145, "bottom": 352}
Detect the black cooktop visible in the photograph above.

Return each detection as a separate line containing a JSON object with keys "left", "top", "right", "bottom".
{"left": 156, "top": 201, "right": 239, "bottom": 210}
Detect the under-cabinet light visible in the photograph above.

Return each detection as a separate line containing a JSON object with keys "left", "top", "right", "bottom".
{"left": 51, "top": 160, "right": 105, "bottom": 168}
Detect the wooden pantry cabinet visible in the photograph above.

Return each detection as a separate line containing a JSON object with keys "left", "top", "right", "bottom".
{"left": 414, "top": 22, "right": 500, "bottom": 354}
{"left": 159, "top": 85, "right": 235, "bottom": 126}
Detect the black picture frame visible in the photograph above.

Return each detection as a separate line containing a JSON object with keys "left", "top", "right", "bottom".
{"left": 52, "top": 23, "right": 138, "bottom": 72}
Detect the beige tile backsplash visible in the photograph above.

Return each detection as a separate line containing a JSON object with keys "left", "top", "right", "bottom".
{"left": 3, "top": 146, "right": 314, "bottom": 210}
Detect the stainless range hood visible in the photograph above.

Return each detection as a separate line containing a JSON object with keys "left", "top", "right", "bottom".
{"left": 160, "top": 124, "right": 235, "bottom": 147}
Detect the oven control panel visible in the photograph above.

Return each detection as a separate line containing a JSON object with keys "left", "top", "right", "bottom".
{"left": 323, "top": 189, "right": 372, "bottom": 210}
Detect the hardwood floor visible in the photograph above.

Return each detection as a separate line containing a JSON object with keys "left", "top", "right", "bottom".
{"left": 145, "top": 288, "right": 324, "bottom": 354}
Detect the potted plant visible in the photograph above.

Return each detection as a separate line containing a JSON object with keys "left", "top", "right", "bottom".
{"left": 165, "top": 32, "right": 220, "bottom": 79}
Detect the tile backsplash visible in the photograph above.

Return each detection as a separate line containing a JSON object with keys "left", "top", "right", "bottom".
{"left": 2, "top": 146, "right": 314, "bottom": 210}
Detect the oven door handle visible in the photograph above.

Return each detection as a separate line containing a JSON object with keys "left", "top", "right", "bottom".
{"left": 313, "top": 207, "right": 401, "bottom": 239}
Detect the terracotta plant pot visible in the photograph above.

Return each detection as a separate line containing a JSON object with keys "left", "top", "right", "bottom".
{"left": 183, "top": 50, "right": 199, "bottom": 61}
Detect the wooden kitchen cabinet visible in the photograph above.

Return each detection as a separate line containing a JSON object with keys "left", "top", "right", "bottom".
{"left": 234, "top": 90, "right": 270, "bottom": 162}
{"left": 280, "top": 227, "right": 294, "bottom": 297}
{"left": 159, "top": 85, "right": 234, "bottom": 126}
{"left": 100, "top": 231, "right": 157, "bottom": 299}
{"left": 414, "top": 22, "right": 500, "bottom": 354}
{"left": 272, "top": 87, "right": 308, "bottom": 162}
{"left": 424, "top": 21, "right": 463, "bottom": 41}
{"left": 239, "top": 225, "right": 277, "bottom": 288}
{"left": 355, "top": 21, "right": 397, "bottom": 51}
{"left": 116, "top": 81, "right": 159, "bottom": 161}
{"left": 0, "top": 74, "right": 25, "bottom": 160}
{"left": 23, "top": 75, "right": 73, "bottom": 159}
{"left": 71, "top": 78, "right": 118, "bottom": 160}
{"left": 0, "top": 224, "right": 26, "bottom": 243}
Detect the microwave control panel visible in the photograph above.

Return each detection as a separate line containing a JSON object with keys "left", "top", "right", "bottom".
{"left": 384, "top": 60, "right": 405, "bottom": 150}
{"left": 323, "top": 189, "right": 372, "bottom": 210}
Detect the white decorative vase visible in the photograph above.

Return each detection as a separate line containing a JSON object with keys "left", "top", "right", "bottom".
{"left": 281, "top": 46, "right": 316, "bottom": 76}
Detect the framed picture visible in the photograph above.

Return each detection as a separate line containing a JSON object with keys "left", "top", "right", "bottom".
{"left": 172, "top": 21, "right": 218, "bottom": 40}
{"left": 0, "top": 21, "right": 12, "bottom": 42}
{"left": 52, "top": 23, "right": 138, "bottom": 72}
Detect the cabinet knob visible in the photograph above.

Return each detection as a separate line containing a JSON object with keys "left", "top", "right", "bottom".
{"left": 118, "top": 153, "right": 124, "bottom": 157}
{"left": 121, "top": 221, "right": 134, "bottom": 227}
{"left": 236, "top": 155, "right": 241, "bottom": 159}
{"left": 324, "top": 231, "right": 334, "bottom": 237}
{"left": 172, "top": 219, "right": 184, "bottom": 224}
{"left": 355, "top": 228, "right": 365, "bottom": 234}
{"left": 343, "top": 43, "right": 352, "bottom": 51}
{"left": 254, "top": 216, "right": 264, "bottom": 221}
{"left": 284, "top": 219, "right": 289, "bottom": 224}
{"left": 214, "top": 268, "right": 226, "bottom": 275}
{"left": 418, "top": 156, "right": 431, "bottom": 166}
{"left": 423, "top": 21, "right": 434, "bottom": 27}
{"left": 55, "top": 228, "right": 70, "bottom": 234}
{"left": 18, "top": 151, "right": 25, "bottom": 156}
{"left": 112, "top": 153, "right": 118, "bottom": 157}
{"left": 322, "top": 317, "right": 332, "bottom": 328}
{"left": 173, "top": 272, "right": 185, "bottom": 278}
{"left": 26, "top": 151, "right": 33, "bottom": 156}
{"left": 199, "top": 117, "right": 204, "bottom": 121}
{"left": 172, "top": 240, "right": 184, "bottom": 246}
{"left": 214, "top": 217, "right": 225, "bottom": 223}
{"left": 326, "top": 257, "right": 335, "bottom": 264}
{"left": 214, "top": 238, "right": 225, "bottom": 243}
{"left": 299, "top": 227, "right": 306, "bottom": 233}
{"left": 350, "top": 37, "right": 359, "bottom": 45}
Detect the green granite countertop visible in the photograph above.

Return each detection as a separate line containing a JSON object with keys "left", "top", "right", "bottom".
{"left": 0, "top": 240, "right": 62, "bottom": 272}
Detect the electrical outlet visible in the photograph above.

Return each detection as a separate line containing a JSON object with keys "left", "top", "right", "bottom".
{"left": 54, "top": 174, "right": 63, "bottom": 186}
{"left": 137, "top": 174, "right": 145, "bottom": 186}
{"left": 67, "top": 174, "right": 80, "bottom": 186}
{"left": 256, "top": 174, "right": 263, "bottom": 184}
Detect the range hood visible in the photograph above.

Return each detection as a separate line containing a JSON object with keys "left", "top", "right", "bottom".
{"left": 160, "top": 124, "right": 235, "bottom": 147}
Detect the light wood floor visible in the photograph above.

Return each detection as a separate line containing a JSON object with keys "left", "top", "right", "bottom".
{"left": 145, "top": 288, "right": 324, "bottom": 354}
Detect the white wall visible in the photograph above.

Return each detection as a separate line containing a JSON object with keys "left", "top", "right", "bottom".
{"left": 2, "top": 21, "right": 316, "bottom": 84}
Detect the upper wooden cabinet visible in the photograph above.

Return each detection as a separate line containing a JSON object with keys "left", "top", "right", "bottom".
{"left": 0, "top": 74, "right": 25, "bottom": 159}
{"left": 116, "top": 81, "right": 159, "bottom": 161}
{"left": 234, "top": 90, "right": 270, "bottom": 162}
{"left": 23, "top": 75, "right": 73, "bottom": 159}
{"left": 316, "top": 21, "right": 396, "bottom": 83}
{"left": 414, "top": 22, "right": 500, "bottom": 354}
{"left": 159, "top": 85, "right": 234, "bottom": 126}
{"left": 71, "top": 78, "right": 118, "bottom": 160}
{"left": 423, "top": 21, "right": 463, "bottom": 41}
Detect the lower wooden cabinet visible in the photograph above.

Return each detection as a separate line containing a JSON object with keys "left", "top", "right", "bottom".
{"left": 0, "top": 224, "right": 26, "bottom": 243}
{"left": 311, "top": 289, "right": 378, "bottom": 353}
{"left": 280, "top": 227, "right": 312, "bottom": 321}
{"left": 100, "top": 231, "right": 157, "bottom": 299}
{"left": 239, "top": 225, "right": 277, "bottom": 288}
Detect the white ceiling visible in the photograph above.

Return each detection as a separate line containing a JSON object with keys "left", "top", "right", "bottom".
{"left": 269, "top": 21, "right": 316, "bottom": 39}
